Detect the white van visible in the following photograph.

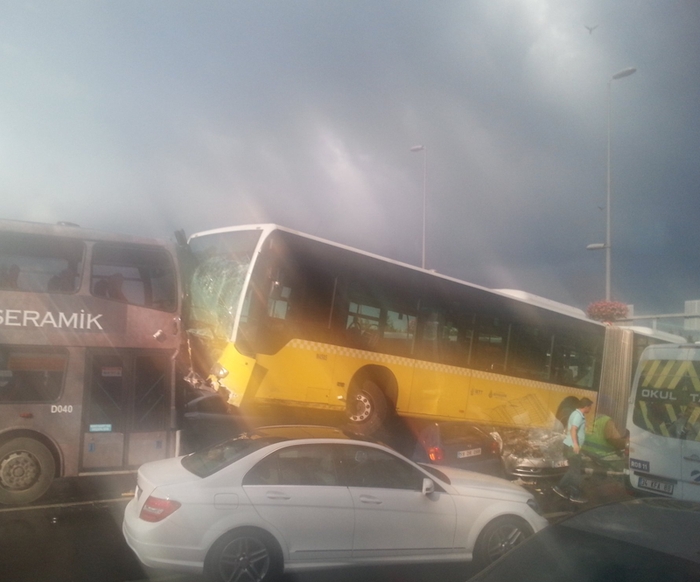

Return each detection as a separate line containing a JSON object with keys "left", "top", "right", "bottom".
{"left": 627, "top": 343, "right": 700, "bottom": 501}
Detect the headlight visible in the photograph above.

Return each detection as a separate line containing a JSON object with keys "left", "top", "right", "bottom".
{"left": 209, "top": 363, "right": 229, "bottom": 379}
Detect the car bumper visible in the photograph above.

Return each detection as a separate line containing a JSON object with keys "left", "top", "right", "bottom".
{"left": 122, "top": 499, "right": 205, "bottom": 573}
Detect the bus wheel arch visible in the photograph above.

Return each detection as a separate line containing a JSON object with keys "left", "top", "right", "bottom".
{"left": 345, "top": 366, "right": 397, "bottom": 435}
{"left": 0, "top": 431, "right": 60, "bottom": 505}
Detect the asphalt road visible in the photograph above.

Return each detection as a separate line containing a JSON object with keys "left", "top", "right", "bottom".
{"left": 0, "top": 469, "right": 632, "bottom": 582}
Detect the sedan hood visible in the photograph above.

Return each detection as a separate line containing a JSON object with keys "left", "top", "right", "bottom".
{"left": 432, "top": 465, "right": 531, "bottom": 501}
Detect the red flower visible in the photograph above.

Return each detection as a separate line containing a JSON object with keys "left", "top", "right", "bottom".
{"left": 587, "top": 300, "right": 628, "bottom": 322}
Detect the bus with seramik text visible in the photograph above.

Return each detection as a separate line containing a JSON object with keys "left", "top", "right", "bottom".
{"left": 0, "top": 219, "right": 182, "bottom": 504}
{"left": 183, "top": 224, "right": 683, "bottom": 440}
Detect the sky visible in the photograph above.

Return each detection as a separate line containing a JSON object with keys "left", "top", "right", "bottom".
{"left": 2, "top": 1, "right": 699, "bottom": 321}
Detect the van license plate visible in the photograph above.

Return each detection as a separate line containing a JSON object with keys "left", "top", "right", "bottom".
{"left": 457, "top": 448, "right": 481, "bottom": 458}
{"left": 638, "top": 477, "right": 674, "bottom": 495}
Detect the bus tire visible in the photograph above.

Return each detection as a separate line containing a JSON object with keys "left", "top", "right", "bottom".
{"left": 345, "top": 379, "right": 388, "bottom": 435}
{"left": 0, "top": 438, "right": 56, "bottom": 505}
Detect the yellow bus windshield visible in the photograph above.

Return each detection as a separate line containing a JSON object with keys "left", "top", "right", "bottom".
{"left": 188, "top": 229, "right": 262, "bottom": 340}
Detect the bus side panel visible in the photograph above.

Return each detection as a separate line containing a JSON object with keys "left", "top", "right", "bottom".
{"left": 408, "top": 362, "right": 470, "bottom": 420}
{"left": 217, "top": 342, "right": 258, "bottom": 408}
{"left": 0, "top": 346, "right": 85, "bottom": 478}
{"left": 465, "top": 373, "right": 551, "bottom": 427}
{"left": 255, "top": 340, "right": 339, "bottom": 408}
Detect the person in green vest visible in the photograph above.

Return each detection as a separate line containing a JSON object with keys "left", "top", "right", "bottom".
{"left": 582, "top": 413, "right": 627, "bottom": 459}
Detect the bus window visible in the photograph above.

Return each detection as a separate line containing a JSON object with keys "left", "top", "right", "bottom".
{"left": 91, "top": 243, "right": 177, "bottom": 311}
{"left": 507, "top": 325, "right": 553, "bottom": 381}
{"left": 473, "top": 317, "right": 509, "bottom": 372}
{"left": 382, "top": 310, "right": 416, "bottom": 356}
{"left": 347, "top": 300, "right": 381, "bottom": 350}
{"left": 0, "top": 347, "right": 67, "bottom": 402}
{"left": 551, "top": 335, "right": 599, "bottom": 389}
{"left": 267, "top": 269, "right": 295, "bottom": 320}
{"left": 0, "top": 231, "right": 84, "bottom": 293}
{"left": 417, "top": 306, "right": 472, "bottom": 366}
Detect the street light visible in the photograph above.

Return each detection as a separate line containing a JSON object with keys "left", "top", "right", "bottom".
{"left": 587, "top": 67, "right": 637, "bottom": 301}
{"left": 410, "top": 145, "right": 427, "bottom": 269}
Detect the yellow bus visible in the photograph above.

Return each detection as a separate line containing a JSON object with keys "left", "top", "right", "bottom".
{"left": 183, "top": 224, "right": 682, "bottom": 438}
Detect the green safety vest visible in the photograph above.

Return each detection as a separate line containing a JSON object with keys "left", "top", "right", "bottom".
{"left": 582, "top": 415, "right": 616, "bottom": 456}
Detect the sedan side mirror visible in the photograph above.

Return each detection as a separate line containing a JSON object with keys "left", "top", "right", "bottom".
{"left": 422, "top": 477, "right": 435, "bottom": 496}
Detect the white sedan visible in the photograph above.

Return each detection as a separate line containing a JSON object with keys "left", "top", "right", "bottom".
{"left": 123, "top": 426, "right": 548, "bottom": 582}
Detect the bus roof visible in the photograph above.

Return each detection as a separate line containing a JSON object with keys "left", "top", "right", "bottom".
{"left": 188, "top": 223, "right": 600, "bottom": 325}
{"left": 618, "top": 325, "right": 687, "bottom": 344}
{"left": 0, "top": 218, "right": 172, "bottom": 247}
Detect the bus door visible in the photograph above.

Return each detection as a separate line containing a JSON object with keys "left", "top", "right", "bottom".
{"left": 82, "top": 349, "right": 172, "bottom": 470}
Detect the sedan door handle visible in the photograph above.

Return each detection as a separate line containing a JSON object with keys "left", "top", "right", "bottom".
{"left": 358, "top": 494, "right": 382, "bottom": 505}
{"left": 265, "top": 491, "right": 291, "bottom": 500}
{"left": 683, "top": 454, "right": 700, "bottom": 463}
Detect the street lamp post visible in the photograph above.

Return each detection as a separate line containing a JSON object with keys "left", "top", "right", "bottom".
{"left": 588, "top": 67, "right": 636, "bottom": 301}
{"left": 410, "top": 145, "right": 427, "bottom": 269}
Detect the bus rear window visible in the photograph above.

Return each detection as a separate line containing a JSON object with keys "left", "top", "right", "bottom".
{"left": 0, "top": 347, "right": 67, "bottom": 402}
{"left": 632, "top": 359, "right": 700, "bottom": 439}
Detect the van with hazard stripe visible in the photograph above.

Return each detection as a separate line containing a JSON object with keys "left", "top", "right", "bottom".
{"left": 628, "top": 343, "right": 700, "bottom": 501}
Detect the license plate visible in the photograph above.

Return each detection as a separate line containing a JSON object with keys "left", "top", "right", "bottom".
{"left": 553, "top": 460, "right": 569, "bottom": 468}
{"left": 457, "top": 448, "right": 481, "bottom": 459}
{"left": 638, "top": 476, "right": 674, "bottom": 495}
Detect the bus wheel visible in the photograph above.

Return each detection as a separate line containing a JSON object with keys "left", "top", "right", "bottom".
{"left": 345, "top": 379, "right": 388, "bottom": 435}
{"left": 0, "top": 438, "right": 56, "bottom": 505}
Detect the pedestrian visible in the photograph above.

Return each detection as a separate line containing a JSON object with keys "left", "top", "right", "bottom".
{"left": 553, "top": 397, "right": 593, "bottom": 503}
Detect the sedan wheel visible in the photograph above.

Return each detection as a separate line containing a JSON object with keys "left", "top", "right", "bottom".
{"left": 473, "top": 516, "right": 533, "bottom": 569}
{"left": 206, "top": 529, "right": 281, "bottom": 582}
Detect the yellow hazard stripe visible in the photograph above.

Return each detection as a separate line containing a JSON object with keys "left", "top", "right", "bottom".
{"left": 672, "top": 360, "right": 700, "bottom": 391}
{"left": 652, "top": 360, "right": 679, "bottom": 389}
{"left": 666, "top": 404, "right": 678, "bottom": 423}
{"left": 639, "top": 401, "right": 656, "bottom": 432}
{"left": 641, "top": 360, "right": 661, "bottom": 387}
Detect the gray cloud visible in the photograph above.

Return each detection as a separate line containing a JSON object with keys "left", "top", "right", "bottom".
{"left": 2, "top": 0, "right": 699, "bottom": 320}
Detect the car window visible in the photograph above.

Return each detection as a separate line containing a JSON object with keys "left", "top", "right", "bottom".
{"left": 243, "top": 444, "right": 338, "bottom": 486}
{"left": 181, "top": 436, "right": 285, "bottom": 477}
{"left": 337, "top": 445, "right": 426, "bottom": 491}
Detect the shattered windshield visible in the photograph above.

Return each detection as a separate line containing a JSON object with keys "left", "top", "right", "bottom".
{"left": 188, "top": 230, "right": 262, "bottom": 340}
